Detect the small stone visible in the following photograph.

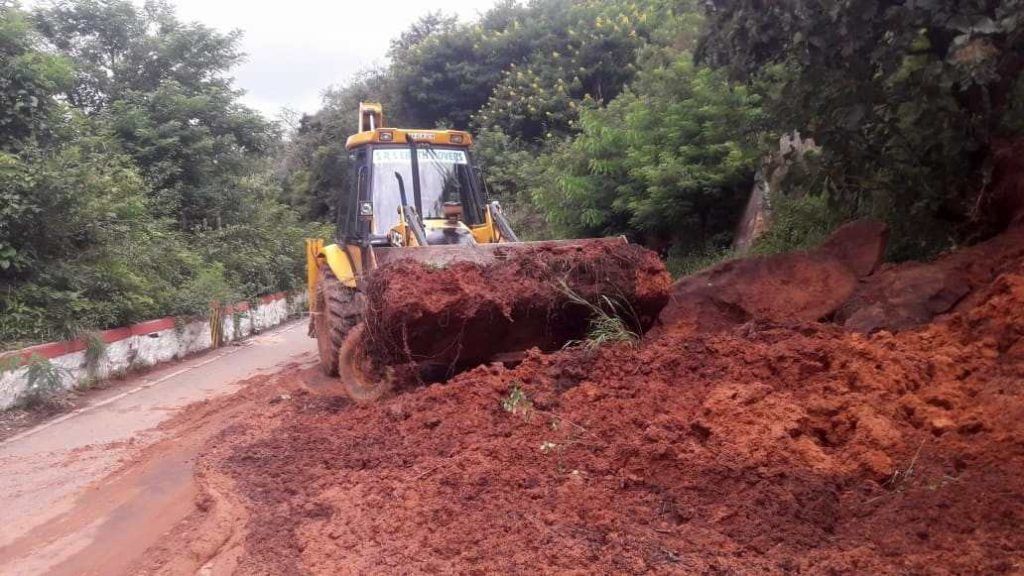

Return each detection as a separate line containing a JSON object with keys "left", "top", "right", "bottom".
{"left": 930, "top": 416, "right": 956, "bottom": 435}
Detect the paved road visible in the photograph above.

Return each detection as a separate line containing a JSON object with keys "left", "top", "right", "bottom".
{"left": 0, "top": 319, "right": 315, "bottom": 576}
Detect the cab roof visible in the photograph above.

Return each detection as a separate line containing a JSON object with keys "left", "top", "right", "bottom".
{"left": 345, "top": 128, "right": 473, "bottom": 151}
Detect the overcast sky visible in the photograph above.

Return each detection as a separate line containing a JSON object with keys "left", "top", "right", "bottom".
{"left": 166, "top": 0, "right": 497, "bottom": 119}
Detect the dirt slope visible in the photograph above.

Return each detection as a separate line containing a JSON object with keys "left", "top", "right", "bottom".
{"left": 153, "top": 225, "right": 1024, "bottom": 575}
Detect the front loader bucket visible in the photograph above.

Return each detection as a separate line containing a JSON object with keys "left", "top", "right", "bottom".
{"left": 357, "top": 238, "right": 672, "bottom": 386}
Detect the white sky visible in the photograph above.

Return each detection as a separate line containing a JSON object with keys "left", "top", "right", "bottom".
{"left": 165, "top": 0, "right": 498, "bottom": 118}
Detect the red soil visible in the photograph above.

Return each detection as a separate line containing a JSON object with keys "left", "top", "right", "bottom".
{"left": 838, "top": 226, "right": 1024, "bottom": 332}
{"left": 362, "top": 241, "right": 671, "bottom": 371}
{"left": 172, "top": 226, "right": 1024, "bottom": 574}
{"left": 653, "top": 219, "right": 890, "bottom": 339}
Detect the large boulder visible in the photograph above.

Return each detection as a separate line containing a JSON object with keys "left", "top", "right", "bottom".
{"left": 657, "top": 251, "right": 857, "bottom": 337}
{"left": 838, "top": 265, "right": 972, "bottom": 333}
{"left": 820, "top": 219, "right": 889, "bottom": 278}
{"left": 656, "top": 219, "right": 891, "bottom": 337}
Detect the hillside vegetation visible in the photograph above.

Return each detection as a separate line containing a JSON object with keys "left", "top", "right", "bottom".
{"left": 3, "top": 0, "right": 1022, "bottom": 346}
{"left": 1, "top": 1, "right": 328, "bottom": 346}
{"left": 283, "top": 0, "right": 1023, "bottom": 263}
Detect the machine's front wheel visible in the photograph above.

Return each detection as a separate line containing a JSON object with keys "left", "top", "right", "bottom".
{"left": 314, "top": 269, "right": 361, "bottom": 376}
{"left": 338, "top": 324, "right": 394, "bottom": 402}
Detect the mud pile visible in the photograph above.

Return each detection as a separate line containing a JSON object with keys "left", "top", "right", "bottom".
{"left": 655, "top": 220, "right": 888, "bottom": 337}
{"left": 191, "top": 225, "right": 1024, "bottom": 574}
{"left": 658, "top": 220, "right": 1024, "bottom": 337}
{"left": 362, "top": 241, "right": 671, "bottom": 371}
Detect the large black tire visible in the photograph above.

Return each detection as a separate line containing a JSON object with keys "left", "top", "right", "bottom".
{"left": 314, "top": 268, "right": 362, "bottom": 376}
{"left": 338, "top": 324, "right": 393, "bottom": 402}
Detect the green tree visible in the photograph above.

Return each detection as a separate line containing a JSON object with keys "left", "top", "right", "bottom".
{"left": 32, "top": 0, "right": 242, "bottom": 112}
{"left": 0, "top": 4, "right": 73, "bottom": 150}
{"left": 471, "top": 0, "right": 674, "bottom": 140}
{"left": 531, "top": 56, "right": 765, "bottom": 250}
{"left": 2, "top": 1, "right": 323, "bottom": 347}
{"left": 0, "top": 119, "right": 199, "bottom": 342}
{"left": 34, "top": 0, "right": 279, "bottom": 232}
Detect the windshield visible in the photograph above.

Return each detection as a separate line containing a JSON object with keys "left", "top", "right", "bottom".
{"left": 370, "top": 147, "right": 478, "bottom": 235}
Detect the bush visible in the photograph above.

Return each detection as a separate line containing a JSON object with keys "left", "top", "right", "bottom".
{"left": 665, "top": 244, "right": 735, "bottom": 277}
{"left": 530, "top": 56, "right": 765, "bottom": 250}
{"left": 750, "top": 193, "right": 840, "bottom": 257}
{"left": 15, "top": 355, "right": 69, "bottom": 410}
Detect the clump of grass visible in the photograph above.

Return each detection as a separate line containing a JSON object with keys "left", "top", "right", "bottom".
{"left": 666, "top": 245, "right": 736, "bottom": 278}
{"left": 582, "top": 301, "right": 639, "bottom": 349}
{"left": 557, "top": 281, "right": 639, "bottom": 352}
{"left": 15, "top": 355, "right": 71, "bottom": 410}
{"left": 78, "top": 330, "right": 107, "bottom": 377}
{"left": 81, "top": 330, "right": 107, "bottom": 365}
{"left": 500, "top": 382, "right": 532, "bottom": 416}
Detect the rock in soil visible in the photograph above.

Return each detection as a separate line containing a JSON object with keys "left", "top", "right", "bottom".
{"left": 838, "top": 226, "right": 1024, "bottom": 332}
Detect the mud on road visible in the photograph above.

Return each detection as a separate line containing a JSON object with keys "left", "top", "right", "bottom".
{"left": 0, "top": 323, "right": 315, "bottom": 576}
{"left": 130, "top": 224, "right": 1024, "bottom": 575}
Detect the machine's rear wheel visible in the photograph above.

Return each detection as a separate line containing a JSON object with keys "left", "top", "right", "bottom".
{"left": 338, "top": 324, "right": 394, "bottom": 402}
{"left": 314, "top": 269, "right": 362, "bottom": 376}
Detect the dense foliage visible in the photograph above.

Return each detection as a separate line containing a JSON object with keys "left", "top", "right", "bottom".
{"left": 0, "top": 1, "right": 326, "bottom": 346}
{"left": 698, "top": 0, "right": 1024, "bottom": 258}
{"left": 531, "top": 59, "right": 764, "bottom": 247}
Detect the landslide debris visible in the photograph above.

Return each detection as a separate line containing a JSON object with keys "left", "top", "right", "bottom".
{"left": 657, "top": 219, "right": 1024, "bottom": 337}
{"left": 838, "top": 227, "right": 1024, "bottom": 333}
{"left": 181, "top": 222, "right": 1024, "bottom": 575}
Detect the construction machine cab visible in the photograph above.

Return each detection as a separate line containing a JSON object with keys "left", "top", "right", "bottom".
{"left": 339, "top": 103, "right": 497, "bottom": 249}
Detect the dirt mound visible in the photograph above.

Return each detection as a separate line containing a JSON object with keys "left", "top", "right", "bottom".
{"left": 655, "top": 220, "right": 891, "bottom": 338}
{"left": 659, "top": 220, "right": 1024, "bottom": 337}
{"left": 172, "top": 229, "right": 1024, "bottom": 575}
{"left": 838, "top": 227, "right": 1024, "bottom": 332}
{"left": 362, "top": 241, "right": 671, "bottom": 371}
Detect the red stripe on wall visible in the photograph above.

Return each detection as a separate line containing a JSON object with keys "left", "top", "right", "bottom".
{"left": 129, "top": 318, "right": 177, "bottom": 335}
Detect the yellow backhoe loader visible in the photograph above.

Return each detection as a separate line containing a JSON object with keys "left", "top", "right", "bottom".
{"left": 306, "top": 103, "right": 650, "bottom": 399}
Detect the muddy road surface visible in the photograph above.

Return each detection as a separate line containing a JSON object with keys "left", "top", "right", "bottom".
{"left": 0, "top": 321, "right": 316, "bottom": 576}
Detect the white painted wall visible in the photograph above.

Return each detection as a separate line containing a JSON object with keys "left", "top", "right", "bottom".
{"left": 0, "top": 293, "right": 306, "bottom": 410}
